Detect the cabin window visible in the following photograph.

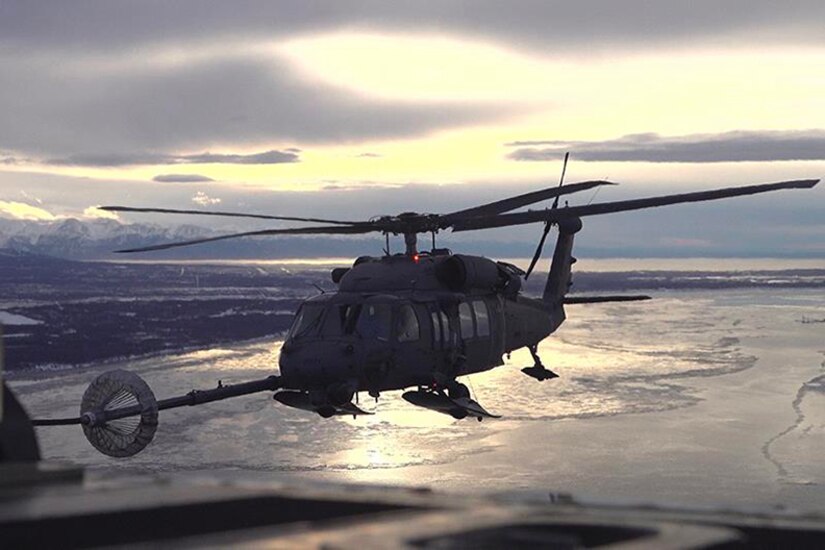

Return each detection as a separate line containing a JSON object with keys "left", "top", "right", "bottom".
{"left": 287, "top": 304, "right": 324, "bottom": 340}
{"left": 355, "top": 303, "right": 392, "bottom": 341}
{"left": 431, "top": 311, "right": 441, "bottom": 346}
{"left": 397, "top": 304, "right": 420, "bottom": 342}
{"left": 472, "top": 300, "right": 490, "bottom": 337}
{"left": 439, "top": 311, "right": 450, "bottom": 343}
{"left": 459, "top": 302, "right": 474, "bottom": 339}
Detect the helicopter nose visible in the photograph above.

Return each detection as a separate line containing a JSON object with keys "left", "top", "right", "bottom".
{"left": 279, "top": 340, "right": 357, "bottom": 387}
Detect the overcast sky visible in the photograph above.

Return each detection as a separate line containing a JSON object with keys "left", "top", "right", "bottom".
{"left": 0, "top": 1, "right": 823, "bottom": 257}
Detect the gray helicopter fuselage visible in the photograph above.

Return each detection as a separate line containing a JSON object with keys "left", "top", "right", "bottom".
{"left": 278, "top": 252, "right": 564, "bottom": 396}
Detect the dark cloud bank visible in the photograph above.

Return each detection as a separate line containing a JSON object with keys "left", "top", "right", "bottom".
{"left": 3, "top": 1, "right": 823, "bottom": 53}
{"left": 48, "top": 149, "right": 300, "bottom": 168}
{"left": 508, "top": 130, "right": 825, "bottom": 163}
{"left": 152, "top": 174, "right": 215, "bottom": 183}
{"left": 0, "top": 52, "right": 507, "bottom": 163}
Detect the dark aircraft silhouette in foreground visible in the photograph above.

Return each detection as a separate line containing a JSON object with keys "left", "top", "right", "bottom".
{"left": 32, "top": 174, "right": 819, "bottom": 457}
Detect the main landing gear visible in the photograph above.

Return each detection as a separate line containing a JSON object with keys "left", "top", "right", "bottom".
{"left": 521, "top": 345, "right": 559, "bottom": 381}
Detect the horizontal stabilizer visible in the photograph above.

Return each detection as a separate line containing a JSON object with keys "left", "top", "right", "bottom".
{"left": 564, "top": 295, "right": 652, "bottom": 304}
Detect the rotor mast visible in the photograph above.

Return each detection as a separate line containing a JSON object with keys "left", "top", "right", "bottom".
{"left": 404, "top": 231, "right": 418, "bottom": 256}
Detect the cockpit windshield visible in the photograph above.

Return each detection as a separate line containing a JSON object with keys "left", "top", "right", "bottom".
{"left": 289, "top": 300, "right": 395, "bottom": 342}
{"left": 286, "top": 304, "right": 325, "bottom": 341}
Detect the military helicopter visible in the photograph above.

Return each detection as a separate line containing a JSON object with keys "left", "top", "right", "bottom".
{"left": 31, "top": 168, "right": 819, "bottom": 457}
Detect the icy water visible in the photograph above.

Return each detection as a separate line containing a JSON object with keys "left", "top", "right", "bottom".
{"left": 10, "top": 288, "right": 825, "bottom": 511}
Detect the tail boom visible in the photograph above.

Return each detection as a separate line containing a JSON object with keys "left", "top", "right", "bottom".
{"left": 543, "top": 216, "right": 582, "bottom": 307}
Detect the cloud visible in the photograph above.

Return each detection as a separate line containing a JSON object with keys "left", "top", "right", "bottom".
{"left": 658, "top": 237, "right": 715, "bottom": 248}
{"left": 47, "top": 149, "right": 299, "bottom": 167}
{"left": 0, "top": 51, "right": 506, "bottom": 160}
{"left": 19, "top": 190, "right": 43, "bottom": 205}
{"left": 5, "top": 4, "right": 822, "bottom": 164}
{"left": 0, "top": 200, "right": 58, "bottom": 221}
{"left": 3, "top": 2, "right": 823, "bottom": 54}
{"left": 507, "top": 130, "right": 825, "bottom": 163}
{"left": 184, "top": 151, "right": 299, "bottom": 164}
{"left": 153, "top": 174, "right": 216, "bottom": 183}
{"left": 83, "top": 205, "right": 119, "bottom": 220}
{"left": 356, "top": 152, "right": 382, "bottom": 158}
{"left": 322, "top": 183, "right": 404, "bottom": 191}
{"left": 192, "top": 191, "right": 221, "bottom": 206}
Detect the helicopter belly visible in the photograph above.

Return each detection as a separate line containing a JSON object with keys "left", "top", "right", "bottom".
{"left": 366, "top": 347, "right": 441, "bottom": 392}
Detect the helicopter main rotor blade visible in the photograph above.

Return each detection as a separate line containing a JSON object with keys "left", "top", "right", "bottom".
{"left": 439, "top": 179, "right": 615, "bottom": 224}
{"left": 114, "top": 224, "right": 380, "bottom": 253}
{"left": 451, "top": 179, "right": 819, "bottom": 232}
{"left": 550, "top": 152, "right": 570, "bottom": 210}
{"left": 100, "top": 206, "right": 361, "bottom": 225}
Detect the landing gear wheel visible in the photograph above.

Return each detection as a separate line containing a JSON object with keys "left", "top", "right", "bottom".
{"left": 448, "top": 383, "right": 470, "bottom": 400}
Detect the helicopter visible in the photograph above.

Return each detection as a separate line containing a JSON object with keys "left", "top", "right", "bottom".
{"left": 30, "top": 169, "right": 819, "bottom": 458}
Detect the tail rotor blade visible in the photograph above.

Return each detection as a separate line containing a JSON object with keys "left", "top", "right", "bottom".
{"left": 524, "top": 223, "right": 552, "bottom": 280}
{"left": 551, "top": 152, "right": 570, "bottom": 210}
{"left": 527, "top": 151, "right": 569, "bottom": 279}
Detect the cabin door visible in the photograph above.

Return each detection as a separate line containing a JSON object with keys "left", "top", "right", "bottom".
{"left": 457, "top": 298, "right": 495, "bottom": 374}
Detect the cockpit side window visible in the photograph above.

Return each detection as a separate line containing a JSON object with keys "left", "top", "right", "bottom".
{"left": 356, "top": 303, "right": 392, "bottom": 341}
{"left": 322, "top": 303, "right": 362, "bottom": 336}
{"left": 397, "top": 304, "right": 420, "bottom": 342}
{"left": 287, "top": 304, "right": 325, "bottom": 341}
{"left": 458, "top": 301, "right": 474, "bottom": 340}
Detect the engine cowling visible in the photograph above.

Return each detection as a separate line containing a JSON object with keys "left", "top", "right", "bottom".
{"left": 435, "top": 254, "right": 501, "bottom": 291}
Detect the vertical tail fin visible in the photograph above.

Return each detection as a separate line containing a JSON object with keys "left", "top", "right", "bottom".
{"left": 543, "top": 217, "right": 582, "bottom": 306}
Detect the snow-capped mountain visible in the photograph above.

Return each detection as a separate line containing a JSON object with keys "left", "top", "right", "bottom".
{"left": 0, "top": 217, "right": 216, "bottom": 259}
{"left": 0, "top": 216, "right": 386, "bottom": 259}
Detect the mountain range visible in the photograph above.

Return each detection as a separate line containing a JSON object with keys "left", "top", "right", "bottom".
{"left": 0, "top": 217, "right": 400, "bottom": 260}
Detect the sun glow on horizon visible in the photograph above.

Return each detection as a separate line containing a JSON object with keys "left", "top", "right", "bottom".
{"left": 0, "top": 200, "right": 59, "bottom": 221}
